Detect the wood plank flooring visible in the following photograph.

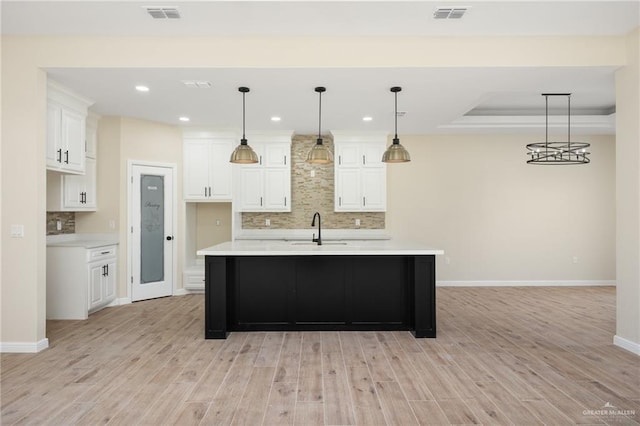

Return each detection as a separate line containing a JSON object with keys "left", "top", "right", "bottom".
{"left": 2, "top": 286, "right": 639, "bottom": 425}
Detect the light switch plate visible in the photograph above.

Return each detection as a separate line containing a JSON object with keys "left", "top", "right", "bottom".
{"left": 10, "top": 224, "right": 24, "bottom": 238}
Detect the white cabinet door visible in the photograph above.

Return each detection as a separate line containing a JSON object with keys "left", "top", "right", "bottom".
{"left": 264, "top": 168, "right": 290, "bottom": 210}
{"left": 103, "top": 261, "right": 116, "bottom": 303}
{"left": 88, "top": 263, "right": 104, "bottom": 310}
{"left": 85, "top": 118, "right": 98, "bottom": 159}
{"left": 264, "top": 143, "right": 288, "bottom": 167}
{"left": 335, "top": 168, "right": 362, "bottom": 211}
{"left": 361, "top": 168, "right": 386, "bottom": 211}
{"left": 362, "top": 143, "right": 384, "bottom": 167}
{"left": 239, "top": 167, "right": 264, "bottom": 211}
{"left": 209, "top": 140, "right": 233, "bottom": 198}
{"left": 336, "top": 144, "right": 360, "bottom": 167}
{"left": 62, "top": 157, "right": 96, "bottom": 210}
{"left": 46, "top": 103, "right": 63, "bottom": 168}
{"left": 183, "top": 138, "right": 233, "bottom": 201}
{"left": 59, "top": 109, "right": 86, "bottom": 174}
{"left": 183, "top": 140, "right": 210, "bottom": 199}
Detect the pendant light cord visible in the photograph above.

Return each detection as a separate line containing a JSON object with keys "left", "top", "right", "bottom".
{"left": 318, "top": 90, "right": 322, "bottom": 140}
{"left": 242, "top": 90, "right": 246, "bottom": 142}
{"left": 394, "top": 90, "right": 398, "bottom": 140}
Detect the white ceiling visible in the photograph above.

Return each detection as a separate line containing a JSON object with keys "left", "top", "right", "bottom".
{"left": 4, "top": 1, "right": 639, "bottom": 135}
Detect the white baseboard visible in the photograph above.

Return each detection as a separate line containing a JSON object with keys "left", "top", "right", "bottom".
{"left": 437, "top": 280, "right": 615, "bottom": 287}
{"left": 108, "top": 297, "right": 131, "bottom": 307}
{"left": 173, "top": 288, "right": 189, "bottom": 296}
{"left": 0, "top": 338, "right": 49, "bottom": 353}
{"left": 614, "top": 335, "right": 640, "bottom": 355}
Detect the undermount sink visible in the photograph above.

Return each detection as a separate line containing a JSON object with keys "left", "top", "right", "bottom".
{"left": 289, "top": 241, "right": 348, "bottom": 246}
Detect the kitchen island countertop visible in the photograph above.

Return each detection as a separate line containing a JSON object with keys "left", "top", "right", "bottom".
{"left": 197, "top": 239, "right": 443, "bottom": 257}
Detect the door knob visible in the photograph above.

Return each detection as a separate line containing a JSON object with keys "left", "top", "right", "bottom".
{"left": 166, "top": 236, "right": 173, "bottom": 241}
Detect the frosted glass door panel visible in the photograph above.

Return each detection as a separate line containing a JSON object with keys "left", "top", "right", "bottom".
{"left": 140, "top": 174, "right": 164, "bottom": 284}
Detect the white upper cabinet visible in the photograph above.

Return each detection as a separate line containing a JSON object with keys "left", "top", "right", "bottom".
{"left": 234, "top": 132, "right": 292, "bottom": 212}
{"left": 46, "top": 80, "right": 93, "bottom": 174}
{"left": 183, "top": 132, "right": 234, "bottom": 201}
{"left": 333, "top": 131, "right": 387, "bottom": 212}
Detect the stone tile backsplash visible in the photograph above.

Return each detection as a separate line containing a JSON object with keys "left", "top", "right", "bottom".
{"left": 46, "top": 212, "right": 75, "bottom": 235}
{"left": 242, "top": 134, "right": 385, "bottom": 230}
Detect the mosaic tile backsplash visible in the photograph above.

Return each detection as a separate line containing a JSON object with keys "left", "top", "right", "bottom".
{"left": 46, "top": 212, "right": 76, "bottom": 235}
{"left": 242, "top": 134, "right": 385, "bottom": 230}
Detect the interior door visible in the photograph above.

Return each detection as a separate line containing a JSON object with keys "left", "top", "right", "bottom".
{"left": 131, "top": 164, "right": 174, "bottom": 302}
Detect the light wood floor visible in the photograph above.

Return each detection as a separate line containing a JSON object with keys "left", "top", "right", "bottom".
{"left": 2, "top": 286, "right": 639, "bottom": 425}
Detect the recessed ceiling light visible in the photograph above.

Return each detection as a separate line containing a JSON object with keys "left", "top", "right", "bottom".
{"left": 363, "top": 116, "right": 373, "bottom": 122}
{"left": 135, "top": 85, "right": 150, "bottom": 92}
{"left": 271, "top": 116, "right": 281, "bottom": 122}
{"left": 179, "top": 116, "right": 190, "bottom": 122}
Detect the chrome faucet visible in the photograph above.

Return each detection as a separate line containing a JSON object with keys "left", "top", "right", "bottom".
{"left": 311, "top": 212, "right": 322, "bottom": 245}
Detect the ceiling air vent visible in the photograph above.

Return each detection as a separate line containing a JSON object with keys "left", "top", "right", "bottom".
{"left": 145, "top": 7, "right": 181, "bottom": 19}
{"left": 182, "top": 80, "right": 212, "bottom": 89}
{"left": 433, "top": 7, "right": 468, "bottom": 19}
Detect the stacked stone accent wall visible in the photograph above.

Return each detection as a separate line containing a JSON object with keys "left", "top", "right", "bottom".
{"left": 46, "top": 212, "right": 76, "bottom": 235}
{"left": 242, "top": 134, "right": 385, "bottom": 229}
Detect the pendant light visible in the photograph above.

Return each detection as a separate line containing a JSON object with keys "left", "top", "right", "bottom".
{"left": 306, "top": 86, "right": 333, "bottom": 164}
{"left": 230, "top": 87, "right": 259, "bottom": 164}
{"left": 382, "top": 86, "right": 411, "bottom": 163}
{"left": 526, "top": 93, "right": 590, "bottom": 165}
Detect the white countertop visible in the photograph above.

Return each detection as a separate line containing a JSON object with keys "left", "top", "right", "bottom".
{"left": 46, "top": 233, "right": 119, "bottom": 249}
{"left": 197, "top": 240, "right": 443, "bottom": 256}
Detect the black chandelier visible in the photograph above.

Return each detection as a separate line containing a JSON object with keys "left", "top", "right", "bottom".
{"left": 526, "top": 93, "right": 590, "bottom": 165}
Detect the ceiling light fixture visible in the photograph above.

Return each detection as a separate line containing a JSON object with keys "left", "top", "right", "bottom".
{"left": 271, "top": 116, "right": 281, "bottom": 122}
{"left": 306, "top": 87, "right": 333, "bottom": 165}
{"left": 526, "top": 93, "right": 590, "bottom": 165}
{"left": 135, "top": 85, "right": 149, "bottom": 92}
{"left": 179, "top": 116, "right": 190, "bottom": 122}
{"left": 230, "top": 87, "right": 259, "bottom": 164}
{"left": 382, "top": 87, "right": 411, "bottom": 163}
{"left": 363, "top": 116, "right": 373, "bottom": 122}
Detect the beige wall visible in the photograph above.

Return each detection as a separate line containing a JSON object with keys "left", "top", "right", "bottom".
{"left": 386, "top": 134, "right": 616, "bottom": 282}
{"left": 0, "top": 33, "right": 636, "bottom": 350}
{"left": 615, "top": 28, "right": 640, "bottom": 349}
{"left": 195, "top": 203, "right": 232, "bottom": 251}
{"left": 76, "top": 117, "right": 182, "bottom": 300}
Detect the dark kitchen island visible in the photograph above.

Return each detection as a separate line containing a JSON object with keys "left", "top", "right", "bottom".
{"left": 197, "top": 240, "right": 443, "bottom": 339}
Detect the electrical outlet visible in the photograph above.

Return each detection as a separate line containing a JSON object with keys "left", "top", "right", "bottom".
{"left": 572, "top": 256, "right": 579, "bottom": 264}
{"left": 266, "top": 218, "right": 271, "bottom": 227}
{"left": 355, "top": 219, "right": 361, "bottom": 227}
{"left": 310, "top": 170, "right": 315, "bottom": 178}
{"left": 216, "top": 219, "right": 221, "bottom": 226}
{"left": 445, "top": 257, "right": 451, "bottom": 265}
{"left": 56, "top": 220, "right": 62, "bottom": 231}
{"left": 109, "top": 219, "right": 116, "bottom": 230}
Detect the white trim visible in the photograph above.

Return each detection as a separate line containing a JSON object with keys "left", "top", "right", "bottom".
{"left": 0, "top": 338, "right": 49, "bottom": 353}
{"left": 107, "top": 297, "right": 131, "bottom": 307}
{"left": 127, "top": 160, "right": 178, "bottom": 302}
{"left": 173, "top": 288, "right": 189, "bottom": 296}
{"left": 437, "top": 280, "right": 615, "bottom": 287}
{"left": 613, "top": 335, "right": 640, "bottom": 355}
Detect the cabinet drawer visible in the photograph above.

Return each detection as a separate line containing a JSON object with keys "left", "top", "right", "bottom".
{"left": 87, "top": 245, "right": 116, "bottom": 262}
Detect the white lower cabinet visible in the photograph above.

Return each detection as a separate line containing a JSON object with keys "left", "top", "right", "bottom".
{"left": 88, "top": 259, "right": 116, "bottom": 311}
{"left": 47, "top": 244, "right": 117, "bottom": 319}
